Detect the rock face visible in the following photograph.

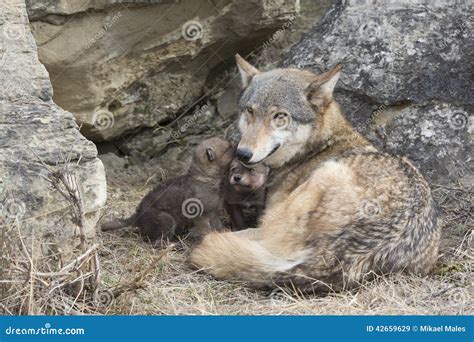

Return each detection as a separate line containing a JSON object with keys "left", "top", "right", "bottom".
{"left": 284, "top": 0, "right": 473, "bottom": 186}
{"left": 0, "top": 0, "right": 106, "bottom": 252}
{"left": 27, "top": 0, "right": 300, "bottom": 141}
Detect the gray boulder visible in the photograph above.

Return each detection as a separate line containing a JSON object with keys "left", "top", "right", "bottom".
{"left": 27, "top": 0, "right": 300, "bottom": 141}
{"left": 283, "top": 0, "right": 473, "bottom": 186}
{"left": 0, "top": 0, "right": 106, "bottom": 254}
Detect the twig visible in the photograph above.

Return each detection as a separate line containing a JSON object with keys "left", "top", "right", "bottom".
{"left": 59, "top": 244, "right": 99, "bottom": 273}
{"left": 14, "top": 220, "right": 34, "bottom": 314}
{"left": 111, "top": 244, "right": 175, "bottom": 298}
{"left": 432, "top": 183, "right": 472, "bottom": 193}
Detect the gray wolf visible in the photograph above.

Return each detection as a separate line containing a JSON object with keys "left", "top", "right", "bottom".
{"left": 189, "top": 55, "right": 440, "bottom": 292}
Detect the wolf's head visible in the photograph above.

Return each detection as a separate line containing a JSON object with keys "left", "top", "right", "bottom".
{"left": 234, "top": 54, "right": 342, "bottom": 168}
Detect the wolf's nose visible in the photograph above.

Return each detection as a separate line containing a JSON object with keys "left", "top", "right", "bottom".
{"left": 236, "top": 148, "right": 253, "bottom": 163}
{"left": 233, "top": 174, "right": 242, "bottom": 182}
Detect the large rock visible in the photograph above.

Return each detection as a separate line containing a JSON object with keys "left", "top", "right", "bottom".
{"left": 0, "top": 0, "right": 106, "bottom": 253}
{"left": 283, "top": 0, "right": 473, "bottom": 186}
{"left": 27, "top": 0, "right": 300, "bottom": 141}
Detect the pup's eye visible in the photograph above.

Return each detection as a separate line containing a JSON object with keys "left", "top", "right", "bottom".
{"left": 246, "top": 106, "right": 254, "bottom": 115}
{"left": 230, "top": 167, "right": 237, "bottom": 173}
{"left": 272, "top": 112, "right": 291, "bottom": 128}
{"left": 249, "top": 169, "right": 255, "bottom": 173}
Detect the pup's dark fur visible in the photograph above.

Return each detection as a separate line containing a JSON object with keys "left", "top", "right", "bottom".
{"left": 223, "top": 158, "right": 269, "bottom": 230}
{"left": 101, "top": 137, "right": 234, "bottom": 241}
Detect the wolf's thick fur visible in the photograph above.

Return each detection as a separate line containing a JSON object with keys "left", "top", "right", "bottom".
{"left": 189, "top": 55, "right": 440, "bottom": 292}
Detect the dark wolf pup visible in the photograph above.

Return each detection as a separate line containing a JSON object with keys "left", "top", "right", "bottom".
{"left": 102, "top": 137, "right": 234, "bottom": 241}
{"left": 189, "top": 55, "right": 440, "bottom": 292}
{"left": 223, "top": 158, "right": 269, "bottom": 230}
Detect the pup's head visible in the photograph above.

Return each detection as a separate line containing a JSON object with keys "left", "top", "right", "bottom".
{"left": 194, "top": 137, "right": 234, "bottom": 175}
{"left": 234, "top": 54, "right": 342, "bottom": 168}
{"left": 227, "top": 158, "right": 269, "bottom": 193}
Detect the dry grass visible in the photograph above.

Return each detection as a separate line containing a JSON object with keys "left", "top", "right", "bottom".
{"left": 0, "top": 166, "right": 104, "bottom": 315}
{"left": 1, "top": 155, "right": 471, "bottom": 315}
{"left": 95, "top": 159, "right": 473, "bottom": 316}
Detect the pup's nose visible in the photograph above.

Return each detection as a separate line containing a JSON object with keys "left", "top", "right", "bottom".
{"left": 233, "top": 174, "right": 242, "bottom": 182}
{"left": 235, "top": 148, "right": 253, "bottom": 163}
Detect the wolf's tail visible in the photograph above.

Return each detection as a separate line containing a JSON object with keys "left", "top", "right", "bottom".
{"left": 101, "top": 214, "right": 137, "bottom": 231}
{"left": 189, "top": 231, "right": 308, "bottom": 288}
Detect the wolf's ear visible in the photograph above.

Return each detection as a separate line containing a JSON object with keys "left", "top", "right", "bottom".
{"left": 235, "top": 54, "right": 259, "bottom": 89}
{"left": 307, "top": 64, "right": 342, "bottom": 109}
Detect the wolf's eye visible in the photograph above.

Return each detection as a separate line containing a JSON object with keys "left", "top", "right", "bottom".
{"left": 246, "top": 106, "right": 254, "bottom": 115}
{"left": 272, "top": 112, "right": 291, "bottom": 128}
{"left": 273, "top": 112, "right": 287, "bottom": 119}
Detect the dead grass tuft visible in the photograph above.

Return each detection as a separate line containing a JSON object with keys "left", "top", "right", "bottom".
{"left": 1, "top": 157, "right": 471, "bottom": 315}
{"left": 92, "top": 161, "right": 473, "bottom": 315}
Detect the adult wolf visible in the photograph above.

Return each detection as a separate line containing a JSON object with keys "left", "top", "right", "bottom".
{"left": 189, "top": 55, "right": 440, "bottom": 292}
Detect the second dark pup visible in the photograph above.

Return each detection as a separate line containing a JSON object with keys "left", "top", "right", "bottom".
{"left": 223, "top": 158, "right": 269, "bottom": 230}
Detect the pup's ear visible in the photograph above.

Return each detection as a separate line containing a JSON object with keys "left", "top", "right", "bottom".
{"left": 206, "top": 147, "right": 215, "bottom": 162}
{"left": 307, "top": 64, "right": 342, "bottom": 109}
{"left": 235, "top": 54, "right": 259, "bottom": 89}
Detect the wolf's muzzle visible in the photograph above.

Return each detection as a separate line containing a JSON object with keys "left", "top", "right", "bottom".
{"left": 235, "top": 148, "right": 253, "bottom": 163}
